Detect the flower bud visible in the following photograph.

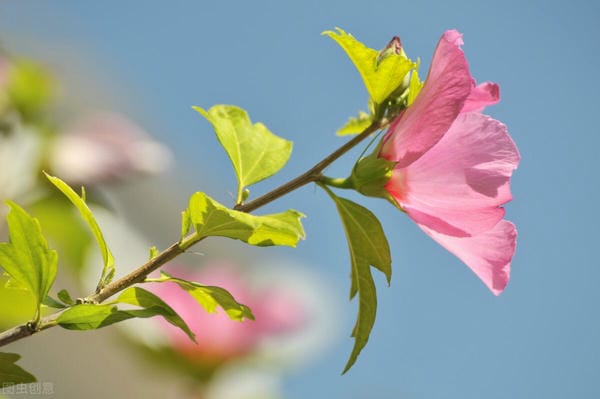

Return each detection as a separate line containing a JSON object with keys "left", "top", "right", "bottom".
{"left": 376, "top": 36, "right": 404, "bottom": 65}
{"left": 349, "top": 147, "right": 397, "bottom": 203}
{"left": 374, "top": 36, "right": 412, "bottom": 113}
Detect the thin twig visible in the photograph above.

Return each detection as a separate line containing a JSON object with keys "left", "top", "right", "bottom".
{"left": 0, "top": 116, "right": 390, "bottom": 348}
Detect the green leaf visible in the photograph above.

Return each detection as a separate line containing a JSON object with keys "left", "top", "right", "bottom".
{"left": 57, "top": 287, "right": 196, "bottom": 342}
{"left": 2, "top": 272, "right": 29, "bottom": 291}
{"left": 0, "top": 352, "right": 36, "bottom": 387}
{"left": 149, "top": 246, "right": 159, "bottom": 260}
{"left": 337, "top": 111, "right": 373, "bottom": 136}
{"left": 188, "top": 192, "right": 305, "bottom": 247}
{"left": 150, "top": 271, "right": 254, "bottom": 322}
{"left": 180, "top": 209, "right": 191, "bottom": 243}
{"left": 0, "top": 201, "right": 58, "bottom": 320}
{"left": 323, "top": 28, "right": 416, "bottom": 105}
{"left": 0, "top": 274, "right": 36, "bottom": 328}
{"left": 57, "top": 289, "right": 75, "bottom": 305}
{"left": 193, "top": 105, "right": 293, "bottom": 204}
{"left": 42, "top": 295, "right": 66, "bottom": 309}
{"left": 44, "top": 173, "right": 115, "bottom": 290}
{"left": 321, "top": 186, "right": 391, "bottom": 373}
{"left": 57, "top": 303, "right": 127, "bottom": 330}
{"left": 117, "top": 287, "right": 196, "bottom": 342}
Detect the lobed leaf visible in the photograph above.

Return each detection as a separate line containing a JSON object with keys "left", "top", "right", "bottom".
{"left": 57, "top": 287, "right": 196, "bottom": 342}
{"left": 323, "top": 28, "right": 416, "bottom": 105}
{"left": 0, "top": 201, "right": 58, "bottom": 320}
{"left": 337, "top": 111, "right": 373, "bottom": 136}
{"left": 57, "top": 303, "right": 129, "bottom": 330}
{"left": 0, "top": 352, "right": 36, "bottom": 387}
{"left": 44, "top": 173, "right": 115, "bottom": 290}
{"left": 150, "top": 271, "right": 254, "bottom": 322}
{"left": 117, "top": 287, "right": 196, "bottom": 342}
{"left": 322, "top": 187, "right": 391, "bottom": 373}
{"left": 193, "top": 105, "right": 293, "bottom": 204}
{"left": 188, "top": 192, "right": 305, "bottom": 247}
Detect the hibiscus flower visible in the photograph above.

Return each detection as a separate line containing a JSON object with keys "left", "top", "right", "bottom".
{"left": 379, "top": 30, "right": 520, "bottom": 295}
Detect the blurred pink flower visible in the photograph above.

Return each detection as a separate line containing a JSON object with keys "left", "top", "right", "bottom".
{"left": 50, "top": 111, "right": 172, "bottom": 184}
{"left": 380, "top": 30, "right": 520, "bottom": 295}
{"left": 151, "top": 263, "right": 306, "bottom": 363}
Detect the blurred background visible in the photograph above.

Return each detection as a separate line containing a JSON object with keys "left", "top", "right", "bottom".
{"left": 0, "top": 0, "right": 599, "bottom": 398}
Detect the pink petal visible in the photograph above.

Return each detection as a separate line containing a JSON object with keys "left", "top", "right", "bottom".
{"left": 380, "top": 30, "right": 472, "bottom": 167}
{"left": 418, "top": 220, "right": 517, "bottom": 295}
{"left": 388, "top": 113, "right": 520, "bottom": 236}
{"left": 462, "top": 82, "right": 500, "bottom": 113}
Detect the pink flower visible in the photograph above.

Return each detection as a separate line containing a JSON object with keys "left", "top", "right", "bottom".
{"left": 379, "top": 30, "right": 520, "bottom": 295}
{"left": 151, "top": 263, "right": 306, "bottom": 363}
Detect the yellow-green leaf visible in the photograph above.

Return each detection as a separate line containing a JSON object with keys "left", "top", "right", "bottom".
{"left": 0, "top": 201, "right": 57, "bottom": 321}
{"left": 44, "top": 173, "right": 115, "bottom": 290}
{"left": 337, "top": 111, "right": 373, "bottom": 136}
{"left": 149, "top": 271, "right": 254, "bottom": 322}
{"left": 57, "top": 287, "right": 196, "bottom": 342}
{"left": 188, "top": 192, "right": 305, "bottom": 247}
{"left": 117, "top": 287, "right": 195, "bottom": 342}
{"left": 407, "top": 68, "right": 424, "bottom": 106}
{"left": 194, "top": 105, "right": 293, "bottom": 204}
{"left": 323, "top": 28, "right": 416, "bottom": 105}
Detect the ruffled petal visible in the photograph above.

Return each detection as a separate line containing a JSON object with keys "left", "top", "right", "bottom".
{"left": 462, "top": 82, "right": 500, "bottom": 113}
{"left": 380, "top": 30, "right": 472, "bottom": 167}
{"left": 419, "top": 220, "right": 517, "bottom": 295}
{"left": 388, "top": 112, "right": 520, "bottom": 236}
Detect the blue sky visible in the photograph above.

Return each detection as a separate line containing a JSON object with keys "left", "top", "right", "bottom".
{"left": 1, "top": 1, "right": 599, "bottom": 398}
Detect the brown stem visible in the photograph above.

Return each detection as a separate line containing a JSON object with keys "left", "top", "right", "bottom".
{"left": 0, "top": 116, "right": 390, "bottom": 348}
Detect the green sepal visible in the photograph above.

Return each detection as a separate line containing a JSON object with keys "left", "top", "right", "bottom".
{"left": 337, "top": 111, "right": 373, "bottom": 136}
{"left": 323, "top": 28, "right": 417, "bottom": 107}
{"left": 350, "top": 148, "right": 397, "bottom": 202}
{"left": 188, "top": 192, "right": 305, "bottom": 247}
{"left": 147, "top": 271, "right": 254, "bottom": 322}
{"left": 44, "top": 173, "right": 115, "bottom": 291}
{"left": 193, "top": 105, "right": 293, "bottom": 204}
{"left": 0, "top": 201, "right": 58, "bottom": 321}
{"left": 320, "top": 186, "right": 391, "bottom": 373}
{"left": 57, "top": 287, "right": 196, "bottom": 342}
{"left": 0, "top": 352, "right": 36, "bottom": 387}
